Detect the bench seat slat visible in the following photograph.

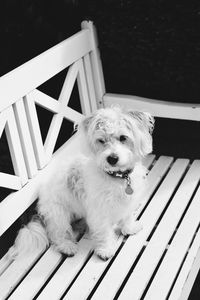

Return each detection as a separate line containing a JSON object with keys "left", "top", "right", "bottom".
{"left": 144, "top": 185, "right": 200, "bottom": 300}
{"left": 62, "top": 237, "right": 123, "bottom": 300}
{"left": 8, "top": 248, "right": 62, "bottom": 300}
{"left": 0, "top": 248, "right": 45, "bottom": 299}
{"left": 37, "top": 238, "right": 94, "bottom": 300}
{"left": 142, "top": 154, "right": 155, "bottom": 169}
{"left": 61, "top": 157, "right": 177, "bottom": 300}
{"left": 0, "top": 254, "right": 12, "bottom": 277}
{"left": 90, "top": 158, "right": 190, "bottom": 300}
{"left": 119, "top": 160, "right": 200, "bottom": 300}
{"left": 169, "top": 229, "right": 200, "bottom": 300}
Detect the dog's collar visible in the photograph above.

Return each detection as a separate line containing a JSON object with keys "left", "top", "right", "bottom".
{"left": 106, "top": 169, "right": 132, "bottom": 178}
{"left": 106, "top": 169, "right": 134, "bottom": 195}
{"left": 123, "top": 173, "right": 134, "bottom": 195}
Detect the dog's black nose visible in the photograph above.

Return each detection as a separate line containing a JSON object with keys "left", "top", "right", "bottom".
{"left": 107, "top": 154, "right": 119, "bottom": 166}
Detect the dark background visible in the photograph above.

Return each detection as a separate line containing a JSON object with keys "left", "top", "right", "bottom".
{"left": 1, "top": 1, "right": 200, "bottom": 298}
{"left": 1, "top": 0, "right": 200, "bottom": 158}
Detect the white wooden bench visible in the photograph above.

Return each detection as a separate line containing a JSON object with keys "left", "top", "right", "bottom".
{"left": 0, "top": 20, "right": 200, "bottom": 300}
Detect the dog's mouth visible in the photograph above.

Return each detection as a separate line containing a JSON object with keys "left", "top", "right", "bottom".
{"left": 106, "top": 169, "right": 133, "bottom": 179}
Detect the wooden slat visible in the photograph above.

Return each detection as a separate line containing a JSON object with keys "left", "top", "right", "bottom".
{"left": 61, "top": 106, "right": 83, "bottom": 123}
{"left": 63, "top": 238, "right": 123, "bottom": 300}
{"left": 83, "top": 53, "right": 98, "bottom": 111}
{"left": 62, "top": 156, "right": 175, "bottom": 300}
{"left": 0, "top": 29, "right": 93, "bottom": 112}
{"left": 144, "top": 185, "right": 200, "bottom": 300}
{"left": 77, "top": 58, "right": 92, "bottom": 115}
{"left": 119, "top": 160, "right": 200, "bottom": 300}
{"left": 134, "top": 156, "right": 173, "bottom": 219}
{"left": 140, "top": 156, "right": 173, "bottom": 201}
{"left": 33, "top": 90, "right": 83, "bottom": 123}
{"left": 44, "top": 113, "right": 63, "bottom": 161}
{"left": 104, "top": 93, "right": 200, "bottom": 121}
{"left": 24, "top": 93, "right": 46, "bottom": 169}
{"left": 37, "top": 238, "right": 93, "bottom": 300}
{"left": 0, "top": 173, "right": 21, "bottom": 190}
{"left": 5, "top": 107, "right": 28, "bottom": 185}
{"left": 8, "top": 248, "right": 62, "bottom": 300}
{"left": 13, "top": 99, "right": 38, "bottom": 178}
{"left": 44, "top": 60, "right": 81, "bottom": 159}
{"left": 142, "top": 154, "right": 155, "bottom": 169}
{"left": 33, "top": 89, "right": 60, "bottom": 113}
{"left": 58, "top": 60, "right": 81, "bottom": 106}
{"left": 0, "top": 109, "right": 23, "bottom": 188}
{"left": 43, "top": 56, "right": 88, "bottom": 159}
{"left": 81, "top": 21, "right": 106, "bottom": 108}
{"left": 0, "top": 248, "right": 45, "bottom": 299}
{"left": 0, "top": 254, "right": 13, "bottom": 277}
{"left": 169, "top": 229, "right": 200, "bottom": 300}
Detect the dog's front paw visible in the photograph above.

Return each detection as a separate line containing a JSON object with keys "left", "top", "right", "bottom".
{"left": 121, "top": 220, "right": 143, "bottom": 236}
{"left": 95, "top": 245, "right": 116, "bottom": 261}
{"left": 54, "top": 240, "right": 78, "bottom": 257}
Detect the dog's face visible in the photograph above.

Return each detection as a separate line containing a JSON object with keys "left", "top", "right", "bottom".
{"left": 79, "top": 107, "right": 154, "bottom": 178}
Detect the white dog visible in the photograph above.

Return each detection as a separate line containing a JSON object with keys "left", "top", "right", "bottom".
{"left": 9, "top": 106, "right": 154, "bottom": 261}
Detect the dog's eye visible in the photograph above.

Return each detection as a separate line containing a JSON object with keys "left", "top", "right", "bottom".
{"left": 119, "top": 135, "right": 127, "bottom": 143}
{"left": 97, "top": 139, "right": 105, "bottom": 145}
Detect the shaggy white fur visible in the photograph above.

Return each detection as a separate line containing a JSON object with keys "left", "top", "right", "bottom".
{"left": 9, "top": 106, "right": 154, "bottom": 261}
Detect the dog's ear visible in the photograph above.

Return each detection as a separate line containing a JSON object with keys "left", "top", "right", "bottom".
{"left": 128, "top": 111, "right": 155, "bottom": 156}
{"left": 81, "top": 115, "right": 94, "bottom": 132}
{"left": 73, "top": 114, "right": 96, "bottom": 154}
{"left": 128, "top": 111, "right": 154, "bottom": 135}
{"left": 75, "top": 111, "right": 98, "bottom": 135}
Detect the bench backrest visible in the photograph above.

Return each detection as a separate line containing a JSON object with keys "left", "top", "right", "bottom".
{"left": 0, "top": 21, "right": 105, "bottom": 237}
